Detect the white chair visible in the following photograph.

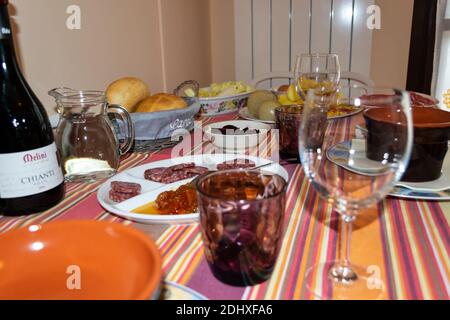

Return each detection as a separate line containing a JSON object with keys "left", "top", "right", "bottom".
{"left": 251, "top": 71, "right": 294, "bottom": 89}
{"left": 340, "top": 71, "right": 374, "bottom": 87}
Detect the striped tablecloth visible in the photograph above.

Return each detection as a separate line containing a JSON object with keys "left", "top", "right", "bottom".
{"left": 0, "top": 113, "right": 449, "bottom": 300}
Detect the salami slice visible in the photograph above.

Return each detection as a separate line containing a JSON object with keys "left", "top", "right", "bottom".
{"left": 217, "top": 159, "right": 256, "bottom": 170}
{"left": 109, "top": 190, "right": 138, "bottom": 203}
{"left": 144, "top": 163, "right": 208, "bottom": 184}
{"left": 111, "top": 181, "right": 141, "bottom": 194}
{"left": 144, "top": 168, "right": 166, "bottom": 181}
{"left": 185, "top": 166, "right": 209, "bottom": 175}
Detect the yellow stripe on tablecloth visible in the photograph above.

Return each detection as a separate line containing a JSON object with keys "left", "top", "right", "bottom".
{"left": 315, "top": 206, "right": 334, "bottom": 299}
{"left": 238, "top": 131, "right": 280, "bottom": 299}
{"left": 159, "top": 227, "right": 186, "bottom": 258}
{"left": 0, "top": 181, "right": 100, "bottom": 232}
{"left": 418, "top": 201, "right": 450, "bottom": 298}
{"left": 419, "top": 202, "right": 450, "bottom": 286}
{"left": 261, "top": 168, "right": 310, "bottom": 300}
{"left": 398, "top": 201, "right": 431, "bottom": 299}
{"left": 441, "top": 202, "right": 450, "bottom": 224}
{"left": 0, "top": 152, "right": 152, "bottom": 232}
{"left": 403, "top": 201, "right": 435, "bottom": 299}
{"left": 299, "top": 196, "right": 325, "bottom": 300}
{"left": 243, "top": 167, "right": 303, "bottom": 300}
{"left": 348, "top": 205, "right": 389, "bottom": 300}
{"left": 156, "top": 226, "right": 180, "bottom": 247}
{"left": 265, "top": 168, "right": 306, "bottom": 300}
{"left": 178, "top": 244, "right": 205, "bottom": 285}
{"left": 383, "top": 203, "right": 407, "bottom": 299}
{"left": 165, "top": 232, "right": 203, "bottom": 284}
{"left": 161, "top": 225, "right": 198, "bottom": 270}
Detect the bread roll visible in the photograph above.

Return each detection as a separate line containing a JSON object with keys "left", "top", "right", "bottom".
{"left": 135, "top": 93, "right": 187, "bottom": 113}
{"left": 106, "top": 77, "right": 150, "bottom": 112}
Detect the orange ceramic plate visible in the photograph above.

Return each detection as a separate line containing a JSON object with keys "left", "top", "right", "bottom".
{"left": 0, "top": 221, "right": 162, "bottom": 300}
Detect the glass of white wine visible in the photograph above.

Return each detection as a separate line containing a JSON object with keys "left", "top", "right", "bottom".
{"left": 294, "top": 53, "right": 341, "bottom": 100}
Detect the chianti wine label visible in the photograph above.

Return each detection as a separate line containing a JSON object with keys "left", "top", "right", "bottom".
{"left": 0, "top": 143, "right": 64, "bottom": 199}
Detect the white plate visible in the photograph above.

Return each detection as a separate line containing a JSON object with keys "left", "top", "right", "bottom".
{"left": 97, "top": 154, "right": 289, "bottom": 224}
{"left": 327, "top": 140, "right": 450, "bottom": 201}
{"left": 204, "top": 120, "right": 272, "bottom": 150}
{"left": 327, "top": 106, "right": 364, "bottom": 120}
{"left": 239, "top": 105, "right": 363, "bottom": 124}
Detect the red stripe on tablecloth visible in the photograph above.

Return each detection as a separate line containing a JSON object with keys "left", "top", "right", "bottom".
{"left": 378, "top": 201, "right": 397, "bottom": 299}
{"left": 406, "top": 201, "right": 448, "bottom": 299}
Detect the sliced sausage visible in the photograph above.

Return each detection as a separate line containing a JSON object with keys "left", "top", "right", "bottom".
{"left": 109, "top": 190, "right": 139, "bottom": 203}
{"left": 217, "top": 159, "right": 256, "bottom": 170}
{"left": 111, "top": 181, "right": 142, "bottom": 194}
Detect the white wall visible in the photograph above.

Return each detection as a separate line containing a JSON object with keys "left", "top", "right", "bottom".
{"left": 10, "top": 0, "right": 213, "bottom": 114}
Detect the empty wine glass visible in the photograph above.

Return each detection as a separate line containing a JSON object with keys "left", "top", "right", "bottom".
{"left": 294, "top": 53, "right": 341, "bottom": 100}
{"left": 299, "top": 87, "right": 413, "bottom": 299}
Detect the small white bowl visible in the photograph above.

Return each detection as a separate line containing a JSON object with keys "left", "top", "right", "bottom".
{"left": 204, "top": 120, "right": 272, "bottom": 150}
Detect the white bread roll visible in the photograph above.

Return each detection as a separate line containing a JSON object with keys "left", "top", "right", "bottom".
{"left": 106, "top": 77, "right": 150, "bottom": 112}
{"left": 135, "top": 93, "right": 187, "bottom": 113}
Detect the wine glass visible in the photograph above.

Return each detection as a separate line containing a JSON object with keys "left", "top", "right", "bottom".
{"left": 299, "top": 87, "right": 413, "bottom": 300}
{"left": 294, "top": 53, "right": 341, "bottom": 100}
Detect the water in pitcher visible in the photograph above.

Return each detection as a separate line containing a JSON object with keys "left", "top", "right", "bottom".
{"left": 49, "top": 88, "right": 134, "bottom": 183}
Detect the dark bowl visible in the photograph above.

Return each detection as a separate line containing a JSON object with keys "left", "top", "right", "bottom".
{"left": 364, "top": 107, "right": 450, "bottom": 182}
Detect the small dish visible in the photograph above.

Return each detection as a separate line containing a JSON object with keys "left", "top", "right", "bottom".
{"left": 204, "top": 120, "right": 272, "bottom": 150}
{"left": 0, "top": 221, "right": 162, "bottom": 300}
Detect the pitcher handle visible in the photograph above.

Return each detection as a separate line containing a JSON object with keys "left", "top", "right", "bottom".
{"left": 107, "top": 104, "right": 135, "bottom": 155}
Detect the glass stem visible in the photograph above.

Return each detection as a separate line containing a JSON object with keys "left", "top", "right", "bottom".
{"left": 329, "top": 213, "right": 358, "bottom": 283}
{"left": 339, "top": 214, "right": 355, "bottom": 268}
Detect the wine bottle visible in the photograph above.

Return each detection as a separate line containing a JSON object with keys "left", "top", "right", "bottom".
{"left": 0, "top": 0, "right": 64, "bottom": 216}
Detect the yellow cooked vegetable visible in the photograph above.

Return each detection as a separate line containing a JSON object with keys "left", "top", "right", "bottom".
{"left": 199, "top": 81, "right": 253, "bottom": 98}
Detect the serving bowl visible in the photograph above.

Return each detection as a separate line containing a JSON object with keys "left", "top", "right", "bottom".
{"left": 204, "top": 120, "right": 272, "bottom": 150}
{"left": 0, "top": 221, "right": 162, "bottom": 300}
{"left": 199, "top": 90, "right": 254, "bottom": 116}
{"left": 364, "top": 106, "right": 450, "bottom": 182}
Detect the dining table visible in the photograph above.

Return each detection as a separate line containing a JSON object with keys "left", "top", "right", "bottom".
{"left": 0, "top": 111, "right": 448, "bottom": 301}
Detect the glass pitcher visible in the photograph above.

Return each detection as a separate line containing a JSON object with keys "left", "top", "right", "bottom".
{"left": 49, "top": 88, "right": 135, "bottom": 183}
